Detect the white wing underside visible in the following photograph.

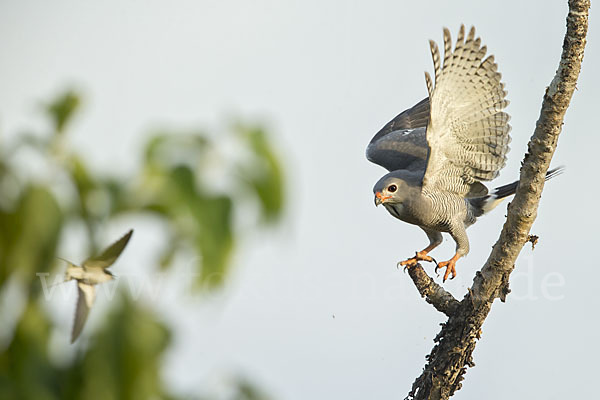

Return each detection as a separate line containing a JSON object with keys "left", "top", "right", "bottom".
{"left": 71, "top": 282, "right": 96, "bottom": 343}
{"left": 422, "top": 25, "right": 511, "bottom": 196}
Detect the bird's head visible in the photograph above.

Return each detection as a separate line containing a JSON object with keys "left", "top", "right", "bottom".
{"left": 373, "top": 173, "right": 409, "bottom": 207}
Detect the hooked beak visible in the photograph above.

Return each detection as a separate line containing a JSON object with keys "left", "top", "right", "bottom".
{"left": 374, "top": 191, "right": 391, "bottom": 207}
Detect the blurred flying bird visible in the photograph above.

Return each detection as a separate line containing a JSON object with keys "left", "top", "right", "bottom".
{"left": 59, "top": 229, "right": 133, "bottom": 342}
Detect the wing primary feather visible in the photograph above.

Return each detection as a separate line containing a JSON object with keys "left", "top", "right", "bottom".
{"left": 83, "top": 229, "right": 133, "bottom": 270}
{"left": 425, "top": 72, "right": 434, "bottom": 98}
{"left": 429, "top": 40, "right": 441, "bottom": 85}
{"left": 442, "top": 28, "right": 452, "bottom": 68}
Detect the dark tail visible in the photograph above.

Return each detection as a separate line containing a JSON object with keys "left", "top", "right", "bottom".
{"left": 471, "top": 166, "right": 564, "bottom": 215}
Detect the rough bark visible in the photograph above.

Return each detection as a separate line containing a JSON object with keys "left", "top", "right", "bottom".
{"left": 406, "top": 265, "right": 460, "bottom": 317}
{"left": 405, "top": 1, "right": 590, "bottom": 399}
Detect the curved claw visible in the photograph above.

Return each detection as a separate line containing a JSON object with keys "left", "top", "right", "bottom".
{"left": 430, "top": 256, "right": 438, "bottom": 267}
{"left": 436, "top": 255, "right": 460, "bottom": 282}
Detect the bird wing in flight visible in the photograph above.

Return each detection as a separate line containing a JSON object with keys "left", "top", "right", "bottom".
{"left": 71, "top": 282, "right": 96, "bottom": 343}
{"left": 421, "top": 26, "right": 511, "bottom": 197}
{"left": 83, "top": 229, "right": 133, "bottom": 270}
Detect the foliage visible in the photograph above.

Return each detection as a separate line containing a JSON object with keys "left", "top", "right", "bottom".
{"left": 0, "top": 90, "right": 284, "bottom": 399}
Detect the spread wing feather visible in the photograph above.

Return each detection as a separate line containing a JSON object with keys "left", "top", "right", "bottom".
{"left": 422, "top": 25, "right": 511, "bottom": 196}
{"left": 366, "top": 97, "right": 430, "bottom": 172}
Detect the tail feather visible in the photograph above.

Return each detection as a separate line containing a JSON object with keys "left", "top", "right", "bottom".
{"left": 471, "top": 166, "right": 564, "bottom": 215}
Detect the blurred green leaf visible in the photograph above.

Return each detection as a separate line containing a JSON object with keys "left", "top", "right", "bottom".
{"left": 0, "top": 301, "right": 57, "bottom": 400}
{"left": 143, "top": 134, "right": 170, "bottom": 167}
{"left": 101, "top": 178, "right": 130, "bottom": 215}
{"left": 0, "top": 209, "right": 13, "bottom": 285}
{"left": 237, "top": 126, "right": 284, "bottom": 223}
{"left": 71, "top": 292, "right": 173, "bottom": 400}
{"left": 232, "top": 378, "right": 273, "bottom": 400}
{"left": 191, "top": 194, "right": 234, "bottom": 288}
{"left": 144, "top": 132, "right": 208, "bottom": 169}
{"left": 158, "top": 239, "right": 177, "bottom": 271}
{"left": 68, "top": 155, "right": 96, "bottom": 203}
{"left": 46, "top": 91, "right": 80, "bottom": 134}
{"left": 66, "top": 154, "right": 101, "bottom": 254}
{"left": 1, "top": 185, "right": 62, "bottom": 289}
{"left": 144, "top": 163, "right": 234, "bottom": 287}
{"left": 0, "top": 292, "right": 178, "bottom": 400}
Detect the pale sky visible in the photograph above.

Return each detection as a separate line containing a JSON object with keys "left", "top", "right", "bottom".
{"left": 1, "top": 1, "right": 598, "bottom": 399}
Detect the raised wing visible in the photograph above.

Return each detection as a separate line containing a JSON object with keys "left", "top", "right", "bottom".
{"left": 83, "top": 229, "right": 133, "bottom": 270}
{"left": 71, "top": 282, "right": 95, "bottom": 343}
{"left": 422, "top": 26, "right": 511, "bottom": 196}
{"left": 366, "top": 98, "right": 430, "bottom": 172}
{"left": 371, "top": 97, "right": 430, "bottom": 140}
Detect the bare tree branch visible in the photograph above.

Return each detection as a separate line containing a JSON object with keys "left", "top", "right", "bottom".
{"left": 405, "top": 1, "right": 590, "bottom": 399}
{"left": 406, "top": 265, "right": 460, "bottom": 317}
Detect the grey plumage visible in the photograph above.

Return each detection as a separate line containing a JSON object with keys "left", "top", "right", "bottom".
{"left": 62, "top": 229, "right": 133, "bottom": 342}
{"left": 368, "top": 26, "right": 560, "bottom": 281}
{"left": 366, "top": 97, "right": 430, "bottom": 173}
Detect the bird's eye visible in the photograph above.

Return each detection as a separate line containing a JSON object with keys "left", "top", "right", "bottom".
{"left": 388, "top": 184, "right": 397, "bottom": 193}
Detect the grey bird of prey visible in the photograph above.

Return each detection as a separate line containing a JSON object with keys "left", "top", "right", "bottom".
{"left": 366, "top": 25, "right": 561, "bottom": 281}
{"left": 61, "top": 229, "right": 133, "bottom": 342}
